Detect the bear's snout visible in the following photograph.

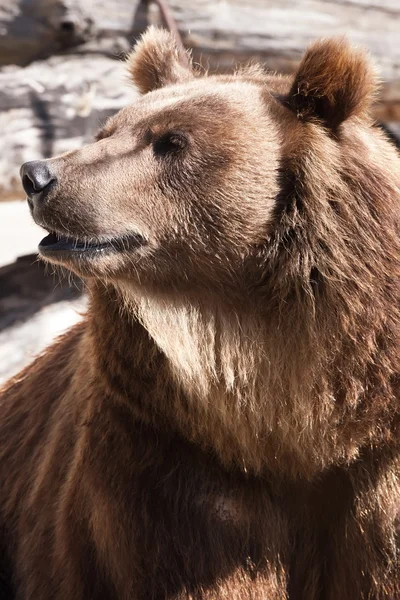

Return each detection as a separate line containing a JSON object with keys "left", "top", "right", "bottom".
{"left": 20, "top": 160, "right": 56, "bottom": 210}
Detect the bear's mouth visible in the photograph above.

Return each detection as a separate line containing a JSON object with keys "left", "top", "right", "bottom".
{"left": 39, "top": 231, "right": 145, "bottom": 257}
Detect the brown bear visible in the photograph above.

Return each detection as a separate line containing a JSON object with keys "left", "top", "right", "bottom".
{"left": 1, "top": 27, "right": 399, "bottom": 599}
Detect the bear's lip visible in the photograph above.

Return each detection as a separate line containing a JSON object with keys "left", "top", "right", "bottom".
{"left": 38, "top": 231, "right": 145, "bottom": 257}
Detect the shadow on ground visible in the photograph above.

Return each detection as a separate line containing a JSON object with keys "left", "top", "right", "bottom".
{"left": 0, "top": 254, "right": 86, "bottom": 383}
{"left": 0, "top": 254, "right": 83, "bottom": 331}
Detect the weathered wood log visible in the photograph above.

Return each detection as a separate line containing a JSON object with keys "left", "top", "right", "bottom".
{"left": 2, "top": 1, "right": 399, "bottom": 81}
{"left": 0, "top": 0, "right": 146, "bottom": 66}
{"left": 2, "top": 1, "right": 400, "bottom": 93}
{"left": 0, "top": 54, "right": 137, "bottom": 201}
{"left": 172, "top": 0, "right": 400, "bottom": 127}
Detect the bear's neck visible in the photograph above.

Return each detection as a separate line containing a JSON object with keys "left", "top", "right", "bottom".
{"left": 85, "top": 280, "right": 396, "bottom": 479}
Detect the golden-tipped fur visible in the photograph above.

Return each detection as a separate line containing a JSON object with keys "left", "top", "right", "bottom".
{"left": 126, "top": 26, "right": 194, "bottom": 94}
{"left": 0, "top": 29, "right": 399, "bottom": 599}
{"left": 288, "top": 37, "right": 378, "bottom": 128}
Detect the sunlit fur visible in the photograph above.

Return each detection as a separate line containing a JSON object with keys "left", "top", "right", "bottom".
{"left": 0, "top": 28, "right": 399, "bottom": 599}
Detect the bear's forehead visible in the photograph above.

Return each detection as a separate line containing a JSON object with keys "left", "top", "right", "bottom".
{"left": 103, "top": 78, "right": 273, "bottom": 136}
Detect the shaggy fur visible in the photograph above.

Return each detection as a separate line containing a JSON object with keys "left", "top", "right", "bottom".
{"left": 0, "top": 28, "right": 399, "bottom": 599}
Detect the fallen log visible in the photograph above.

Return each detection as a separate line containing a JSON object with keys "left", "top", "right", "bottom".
{"left": 0, "top": 54, "right": 137, "bottom": 201}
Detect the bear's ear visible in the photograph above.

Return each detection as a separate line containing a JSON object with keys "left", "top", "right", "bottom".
{"left": 126, "top": 26, "right": 194, "bottom": 94}
{"left": 287, "top": 38, "right": 377, "bottom": 129}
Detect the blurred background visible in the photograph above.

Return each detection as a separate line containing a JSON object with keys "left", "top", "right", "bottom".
{"left": 0, "top": 0, "right": 399, "bottom": 382}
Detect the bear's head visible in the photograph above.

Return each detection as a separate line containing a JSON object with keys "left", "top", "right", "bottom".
{"left": 20, "top": 28, "right": 400, "bottom": 476}
{"left": 21, "top": 28, "right": 394, "bottom": 300}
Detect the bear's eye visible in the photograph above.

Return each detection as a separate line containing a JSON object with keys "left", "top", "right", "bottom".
{"left": 152, "top": 131, "right": 188, "bottom": 157}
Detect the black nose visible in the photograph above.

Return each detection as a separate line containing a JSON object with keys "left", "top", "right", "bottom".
{"left": 20, "top": 161, "right": 56, "bottom": 203}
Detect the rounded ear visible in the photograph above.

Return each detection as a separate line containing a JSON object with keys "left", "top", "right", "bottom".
{"left": 126, "top": 26, "right": 194, "bottom": 94}
{"left": 287, "top": 38, "right": 378, "bottom": 129}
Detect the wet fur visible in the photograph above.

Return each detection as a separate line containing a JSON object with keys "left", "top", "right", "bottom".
{"left": 0, "top": 29, "right": 399, "bottom": 599}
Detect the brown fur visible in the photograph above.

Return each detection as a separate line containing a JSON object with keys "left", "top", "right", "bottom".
{"left": 127, "top": 26, "right": 194, "bottom": 94}
{"left": 1, "top": 29, "right": 399, "bottom": 599}
{"left": 288, "top": 37, "right": 378, "bottom": 129}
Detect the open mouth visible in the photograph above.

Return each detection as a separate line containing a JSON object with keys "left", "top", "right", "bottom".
{"left": 39, "top": 231, "right": 145, "bottom": 257}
